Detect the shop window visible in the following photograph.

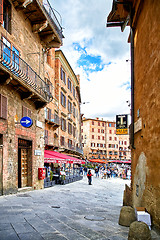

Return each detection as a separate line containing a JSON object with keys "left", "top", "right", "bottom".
{"left": 0, "top": 94, "right": 7, "bottom": 119}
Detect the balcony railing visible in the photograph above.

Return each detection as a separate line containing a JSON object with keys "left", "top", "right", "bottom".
{"left": 45, "top": 109, "right": 60, "bottom": 126}
{"left": 43, "top": 0, "right": 63, "bottom": 41}
{"left": 0, "top": 40, "right": 53, "bottom": 102}
{"left": 60, "top": 139, "right": 83, "bottom": 155}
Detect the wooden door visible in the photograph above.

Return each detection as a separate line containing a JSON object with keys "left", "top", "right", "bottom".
{"left": 21, "top": 148, "right": 28, "bottom": 187}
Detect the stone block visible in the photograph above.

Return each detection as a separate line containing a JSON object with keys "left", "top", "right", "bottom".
{"left": 128, "top": 221, "right": 151, "bottom": 240}
{"left": 119, "top": 206, "right": 136, "bottom": 227}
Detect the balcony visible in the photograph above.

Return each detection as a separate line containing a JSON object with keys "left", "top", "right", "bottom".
{"left": 45, "top": 108, "right": 60, "bottom": 128}
{"left": 12, "top": 0, "right": 63, "bottom": 48}
{"left": 59, "top": 139, "right": 83, "bottom": 156}
{"left": 0, "top": 40, "right": 53, "bottom": 109}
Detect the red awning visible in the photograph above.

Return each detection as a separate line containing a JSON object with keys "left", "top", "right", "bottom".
{"left": 89, "top": 159, "right": 106, "bottom": 164}
{"left": 108, "top": 160, "right": 131, "bottom": 164}
{"left": 44, "top": 150, "right": 85, "bottom": 164}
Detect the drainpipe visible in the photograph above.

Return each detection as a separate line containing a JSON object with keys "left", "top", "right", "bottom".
{"left": 130, "top": 7, "right": 135, "bottom": 149}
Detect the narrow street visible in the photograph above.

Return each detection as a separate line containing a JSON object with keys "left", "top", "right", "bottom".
{"left": 0, "top": 176, "right": 159, "bottom": 240}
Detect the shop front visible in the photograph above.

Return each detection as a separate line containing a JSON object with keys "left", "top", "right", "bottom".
{"left": 44, "top": 150, "right": 85, "bottom": 187}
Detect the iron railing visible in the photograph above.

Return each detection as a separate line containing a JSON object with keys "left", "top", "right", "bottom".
{"left": 45, "top": 108, "right": 60, "bottom": 125}
{"left": 43, "top": 0, "right": 63, "bottom": 41}
{"left": 0, "top": 40, "right": 53, "bottom": 102}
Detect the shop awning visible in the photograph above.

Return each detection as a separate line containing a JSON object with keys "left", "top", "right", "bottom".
{"left": 108, "top": 160, "right": 131, "bottom": 164}
{"left": 44, "top": 150, "right": 85, "bottom": 164}
{"left": 89, "top": 159, "right": 107, "bottom": 164}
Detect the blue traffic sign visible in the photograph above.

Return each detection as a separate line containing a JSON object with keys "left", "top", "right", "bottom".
{"left": 20, "top": 116, "right": 33, "bottom": 128}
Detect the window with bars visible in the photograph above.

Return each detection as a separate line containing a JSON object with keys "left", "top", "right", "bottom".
{"left": 0, "top": 94, "right": 7, "bottom": 119}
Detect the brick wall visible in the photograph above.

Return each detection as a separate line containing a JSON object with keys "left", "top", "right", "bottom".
{"left": 132, "top": 0, "right": 160, "bottom": 228}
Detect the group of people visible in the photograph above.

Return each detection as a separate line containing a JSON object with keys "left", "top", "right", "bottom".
{"left": 84, "top": 165, "right": 131, "bottom": 185}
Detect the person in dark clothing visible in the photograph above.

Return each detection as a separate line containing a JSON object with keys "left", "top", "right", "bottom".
{"left": 87, "top": 170, "right": 92, "bottom": 185}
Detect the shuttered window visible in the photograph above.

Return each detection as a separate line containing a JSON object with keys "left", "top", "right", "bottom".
{"left": 0, "top": 0, "right": 3, "bottom": 24}
{"left": 44, "top": 130, "right": 48, "bottom": 145}
{"left": 22, "top": 106, "right": 31, "bottom": 117}
{"left": 0, "top": 94, "right": 7, "bottom": 119}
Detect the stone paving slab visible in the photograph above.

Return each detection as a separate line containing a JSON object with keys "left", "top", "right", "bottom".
{"left": 0, "top": 177, "right": 160, "bottom": 240}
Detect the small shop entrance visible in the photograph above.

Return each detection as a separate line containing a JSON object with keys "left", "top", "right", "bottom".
{"left": 18, "top": 139, "right": 32, "bottom": 188}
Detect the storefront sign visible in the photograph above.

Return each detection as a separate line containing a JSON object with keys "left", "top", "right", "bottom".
{"left": 35, "top": 150, "right": 42, "bottom": 156}
{"left": 36, "top": 120, "right": 43, "bottom": 129}
{"left": 134, "top": 118, "right": 142, "bottom": 133}
{"left": 116, "top": 114, "right": 128, "bottom": 135}
{"left": 20, "top": 116, "right": 33, "bottom": 128}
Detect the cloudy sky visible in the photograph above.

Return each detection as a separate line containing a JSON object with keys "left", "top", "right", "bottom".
{"left": 51, "top": 0, "right": 131, "bottom": 121}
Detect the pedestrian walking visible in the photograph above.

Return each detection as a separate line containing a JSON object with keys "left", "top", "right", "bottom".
{"left": 84, "top": 166, "right": 87, "bottom": 176}
{"left": 95, "top": 166, "right": 99, "bottom": 177}
{"left": 87, "top": 169, "right": 93, "bottom": 185}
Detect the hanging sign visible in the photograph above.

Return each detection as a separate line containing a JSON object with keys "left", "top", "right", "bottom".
{"left": 116, "top": 114, "right": 128, "bottom": 135}
{"left": 20, "top": 116, "right": 33, "bottom": 128}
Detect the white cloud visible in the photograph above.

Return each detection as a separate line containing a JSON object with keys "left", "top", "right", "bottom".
{"left": 52, "top": 0, "right": 131, "bottom": 120}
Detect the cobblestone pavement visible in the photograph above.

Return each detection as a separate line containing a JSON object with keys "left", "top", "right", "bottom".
{"left": 0, "top": 175, "right": 159, "bottom": 240}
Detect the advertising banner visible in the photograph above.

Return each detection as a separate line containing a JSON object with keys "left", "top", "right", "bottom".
{"left": 116, "top": 114, "right": 128, "bottom": 135}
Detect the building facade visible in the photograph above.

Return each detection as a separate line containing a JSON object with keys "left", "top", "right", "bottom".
{"left": 81, "top": 117, "right": 130, "bottom": 162}
{"left": 0, "top": 0, "right": 63, "bottom": 195}
{"left": 107, "top": 0, "right": 160, "bottom": 228}
{"left": 44, "top": 50, "right": 83, "bottom": 159}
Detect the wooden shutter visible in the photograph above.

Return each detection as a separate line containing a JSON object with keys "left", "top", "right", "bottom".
{"left": 45, "top": 130, "right": 48, "bottom": 145}
{"left": 0, "top": 0, "right": 3, "bottom": 25}
{"left": 48, "top": 108, "right": 51, "bottom": 120}
{"left": 0, "top": 94, "right": 7, "bottom": 119}
{"left": 28, "top": 109, "right": 31, "bottom": 118}
{"left": 22, "top": 106, "right": 27, "bottom": 117}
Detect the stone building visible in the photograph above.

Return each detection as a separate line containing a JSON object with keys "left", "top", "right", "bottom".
{"left": 0, "top": 0, "right": 63, "bottom": 195}
{"left": 107, "top": 0, "right": 160, "bottom": 228}
{"left": 81, "top": 117, "right": 130, "bottom": 163}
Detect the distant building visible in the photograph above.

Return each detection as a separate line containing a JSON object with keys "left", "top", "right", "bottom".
{"left": 107, "top": 0, "right": 160, "bottom": 229}
{"left": 0, "top": 0, "right": 63, "bottom": 194}
{"left": 81, "top": 117, "right": 131, "bottom": 163}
